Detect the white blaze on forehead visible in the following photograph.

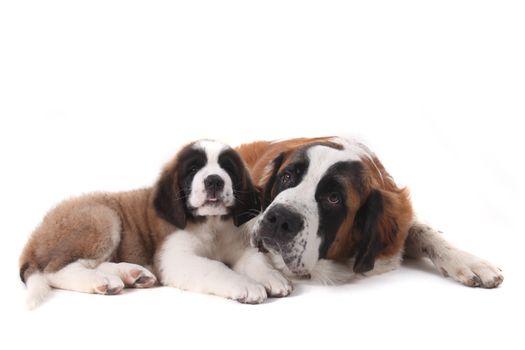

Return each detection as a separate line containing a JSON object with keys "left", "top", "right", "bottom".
{"left": 189, "top": 140, "right": 234, "bottom": 214}
{"left": 193, "top": 139, "right": 229, "bottom": 161}
{"left": 303, "top": 143, "right": 367, "bottom": 188}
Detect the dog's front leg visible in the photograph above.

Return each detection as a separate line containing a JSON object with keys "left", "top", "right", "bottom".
{"left": 158, "top": 232, "right": 268, "bottom": 303}
{"left": 404, "top": 221, "right": 503, "bottom": 288}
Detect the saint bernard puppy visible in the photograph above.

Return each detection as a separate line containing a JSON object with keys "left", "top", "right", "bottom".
{"left": 237, "top": 137, "right": 504, "bottom": 287}
{"left": 20, "top": 140, "right": 291, "bottom": 308}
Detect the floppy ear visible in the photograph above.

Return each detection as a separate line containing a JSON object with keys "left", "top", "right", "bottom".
{"left": 153, "top": 166, "right": 187, "bottom": 229}
{"left": 261, "top": 152, "right": 285, "bottom": 209}
{"left": 353, "top": 189, "right": 400, "bottom": 273}
{"left": 232, "top": 167, "right": 261, "bottom": 227}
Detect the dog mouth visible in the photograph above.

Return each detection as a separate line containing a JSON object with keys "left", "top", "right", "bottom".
{"left": 252, "top": 235, "right": 311, "bottom": 279}
{"left": 203, "top": 197, "right": 224, "bottom": 207}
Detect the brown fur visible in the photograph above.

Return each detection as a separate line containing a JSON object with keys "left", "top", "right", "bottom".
{"left": 19, "top": 147, "right": 193, "bottom": 283}
{"left": 236, "top": 137, "right": 413, "bottom": 268}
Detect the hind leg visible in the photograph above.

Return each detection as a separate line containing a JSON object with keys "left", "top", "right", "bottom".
{"left": 97, "top": 262, "right": 157, "bottom": 288}
{"left": 46, "top": 260, "right": 125, "bottom": 295}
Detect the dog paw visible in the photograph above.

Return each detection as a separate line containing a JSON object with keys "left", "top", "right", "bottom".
{"left": 438, "top": 250, "right": 503, "bottom": 289}
{"left": 228, "top": 281, "right": 267, "bottom": 304}
{"left": 253, "top": 270, "right": 293, "bottom": 297}
{"left": 94, "top": 275, "right": 124, "bottom": 295}
{"left": 120, "top": 265, "right": 157, "bottom": 288}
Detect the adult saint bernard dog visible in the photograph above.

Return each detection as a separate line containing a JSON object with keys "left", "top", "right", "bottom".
{"left": 237, "top": 137, "right": 503, "bottom": 288}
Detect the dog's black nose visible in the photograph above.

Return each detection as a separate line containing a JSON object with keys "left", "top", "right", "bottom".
{"left": 204, "top": 175, "right": 225, "bottom": 193}
{"left": 261, "top": 204, "right": 304, "bottom": 240}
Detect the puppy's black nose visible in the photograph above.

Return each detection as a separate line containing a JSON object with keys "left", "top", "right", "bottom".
{"left": 261, "top": 204, "right": 304, "bottom": 240}
{"left": 204, "top": 175, "right": 225, "bottom": 194}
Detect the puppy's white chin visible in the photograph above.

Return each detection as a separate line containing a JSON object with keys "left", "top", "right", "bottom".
{"left": 195, "top": 205, "right": 229, "bottom": 216}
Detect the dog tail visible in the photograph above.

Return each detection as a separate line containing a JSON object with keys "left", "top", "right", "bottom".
{"left": 20, "top": 261, "right": 51, "bottom": 310}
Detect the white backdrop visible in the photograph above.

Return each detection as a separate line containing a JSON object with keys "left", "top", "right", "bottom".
{"left": 1, "top": 1, "right": 523, "bottom": 349}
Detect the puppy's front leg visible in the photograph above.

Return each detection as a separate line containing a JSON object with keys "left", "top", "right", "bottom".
{"left": 158, "top": 232, "right": 267, "bottom": 304}
{"left": 233, "top": 248, "right": 293, "bottom": 297}
{"left": 405, "top": 221, "right": 503, "bottom": 288}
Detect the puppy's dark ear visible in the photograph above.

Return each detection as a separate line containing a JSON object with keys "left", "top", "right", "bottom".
{"left": 153, "top": 165, "right": 187, "bottom": 229}
{"left": 261, "top": 152, "right": 285, "bottom": 209}
{"left": 232, "top": 169, "right": 261, "bottom": 227}
{"left": 353, "top": 189, "right": 401, "bottom": 273}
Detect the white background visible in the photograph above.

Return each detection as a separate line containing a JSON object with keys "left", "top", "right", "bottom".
{"left": 1, "top": 1, "right": 523, "bottom": 349}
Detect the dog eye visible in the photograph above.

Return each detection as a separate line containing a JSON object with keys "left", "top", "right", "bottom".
{"left": 188, "top": 166, "right": 198, "bottom": 174}
{"left": 281, "top": 171, "right": 293, "bottom": 185}
{"left": 326, "top": 192, "right": 341, "bottom": 205}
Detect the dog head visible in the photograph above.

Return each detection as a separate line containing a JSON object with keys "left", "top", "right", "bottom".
{"left": 153, "top": 140, "right": 260, "bottom": 228}
{"left": 251, "top": 138, "right": 412, "bottom": 277}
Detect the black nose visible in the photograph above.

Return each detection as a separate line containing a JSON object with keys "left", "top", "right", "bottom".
{"left": 204, "top": 175, "right": 225, "bottom": 194}
{"left": 261, "top": 204, "right": 304, "bottom": 240}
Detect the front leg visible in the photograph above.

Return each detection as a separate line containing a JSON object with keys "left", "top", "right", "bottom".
{"left": 233, "top": 248, "right": 293, "bottom": 297}
{"left": 158, "top": 232, "right": 267, "bottom": 304}
{"left": 404, "top": 221, "right": 503, "bottom": 288}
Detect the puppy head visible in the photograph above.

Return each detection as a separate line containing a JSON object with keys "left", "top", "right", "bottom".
{"left": 252, "top": 138, "right": 412, "bottom": 277}
{"left": 153, "top": 140, "right": 260, "bottom": 229}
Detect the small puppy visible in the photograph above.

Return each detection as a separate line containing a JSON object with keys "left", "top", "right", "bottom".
{"left": 20, "top": 140, "right": 291, "bottom": 308}
{"left": 154, "top": 140, "right": 292, "bottom": 303}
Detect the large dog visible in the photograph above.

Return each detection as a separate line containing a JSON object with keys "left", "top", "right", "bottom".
{"left": 238, "top": 137, "right": 503, "bottom": 287}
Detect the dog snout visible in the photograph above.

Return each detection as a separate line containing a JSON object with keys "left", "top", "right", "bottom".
{"left": 204, "top": 175, "right": 225, "bottom": 196}
{"left": 260, "top": 204, "right": 304, "bottom": 241}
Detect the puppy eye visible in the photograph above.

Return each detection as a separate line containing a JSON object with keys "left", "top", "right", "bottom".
{"left": 189, "top": 166, "right": 198, "bottom": 174}
{"left": 326, "top": 192, "right": 341, "bottom": 205}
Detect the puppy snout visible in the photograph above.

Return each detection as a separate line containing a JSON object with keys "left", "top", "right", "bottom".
{"left": 261, "top": 204, "right": 304, "bottom": 241}
{"left": 204, "top": 175, "right": 225, "bottom": 196}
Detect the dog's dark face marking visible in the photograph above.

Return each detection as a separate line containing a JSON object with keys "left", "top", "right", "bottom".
{"left": 179, "top": 147, "right": 208, "bottom": 205}
{"left": 154, "top": 140, "right": 260, "bottom": 229}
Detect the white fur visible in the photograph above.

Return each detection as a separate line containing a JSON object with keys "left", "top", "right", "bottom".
{"left": 158, "top": 217, "right": 292, "bottom": 303}
{"left": 25, "top": 273, "right": 51, "bottom": 310}
{"left": 407, "top": 222, "right": 503, "bottom": 288}
{"left": 268, "top": 251, "right": 402, "bottom": 285}
{"left": 24, "top": 219, "right": 126, "bottom": 309}
{"left": 97, "top": 262, "right": 156, "bottom": 287}
{"left": 46, "top": 260, "right": 125, "bottom": 295}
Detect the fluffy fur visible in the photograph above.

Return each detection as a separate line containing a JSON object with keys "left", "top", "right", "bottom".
{"left": 19, "top": 139, "right": 291, "bottom": 308}
{"left": 237, "top": 137, "right": 504, "bottom": 288}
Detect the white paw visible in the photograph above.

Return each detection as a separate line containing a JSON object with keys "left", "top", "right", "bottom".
{"left": 227, "top": 281, "right": 267, "bottom": 304}
{"left": 252, "top": 269, "right": 293, "bottom": 297}
{"left": 437, "top": 250, "right": 503, "bottom": 288}
{"left": 118, "top": 263, "right": 157, "bottom": 288}
{"left": 93, "top": 274, "right": 125, "bottom": 295}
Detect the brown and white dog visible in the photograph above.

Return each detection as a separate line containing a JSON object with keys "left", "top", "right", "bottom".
{"left": 237, "top": 137, "right": 504, "bottom": 287}
{"left": 19, "top": 139, "right": 291, "bottom": 308}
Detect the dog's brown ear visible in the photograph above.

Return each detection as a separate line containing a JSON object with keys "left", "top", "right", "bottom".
{"left": 153, "top": 164, "right": 187, "bottom": 229}
{"left": 353, "top": 189, "right": 404, "bottom": 273}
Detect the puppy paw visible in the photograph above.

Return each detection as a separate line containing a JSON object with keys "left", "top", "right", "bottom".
{"left": 438, "top": 251, "right": 503, "bottom": 288}
{"left": 94, "top": 275, "right": 124, "bottom": 295}
{"left": 121, "top": 265, "right": 157, "bottom": 288}
{"left": 228, "top": 281, "right": 267, "bottom": 304}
